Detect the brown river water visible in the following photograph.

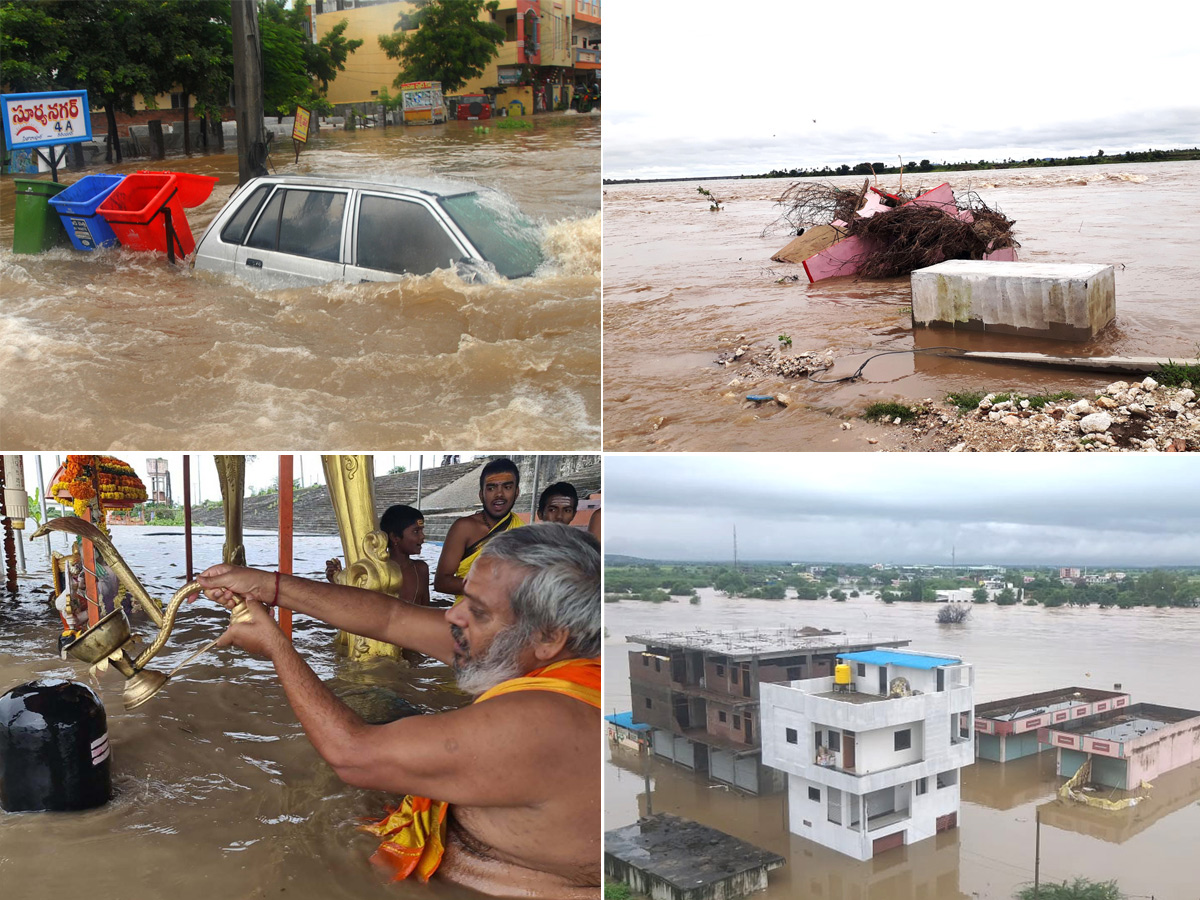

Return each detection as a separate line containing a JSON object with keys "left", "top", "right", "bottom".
{"left": 604, "top": 591, "right": 1200, "bottom": 900}
{"left": 0, "top": 527, "right": 482, "bottom": 899}
{"left": 602, "top": 161, "right": 1200, "bottom": 450}
{"left": 0, "top": 114, "right": 600, "bottom": 450}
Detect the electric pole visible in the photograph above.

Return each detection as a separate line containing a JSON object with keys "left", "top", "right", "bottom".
{"left": 231, "top": 0, "right": 267, "bottom": 185}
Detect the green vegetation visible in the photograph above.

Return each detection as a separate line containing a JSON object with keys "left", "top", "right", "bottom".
{"left": 604, "top": 883, "right": 633, "bottom": 900}
{"left": 605, "top": 561, "right": 1199, "bottom": 610}
{"left": 947, "top": 390, "right": 1076, "bottom": 411}
{"left": 378, "top": 0, "right": 506, "bottom": 94}
{"left": 697, "top": 186, "right": 724, "bottom": 211}
{"left": 947, "top": 391, "right": 986, "bottom": 410}
{"left": 1156, "top": 359, "right": 1199, "bottom": 387}
{"left": 1015, "top": 877, "right": 1122, "bottom": 900}
{"left": 863, "top": 401, "right": 919, "bottom": 423}
{"left": 497, "top": 117, "right": 534, "bottom": 130}
{"left": 778, "top": 334, "right": 793, "bottom": 348}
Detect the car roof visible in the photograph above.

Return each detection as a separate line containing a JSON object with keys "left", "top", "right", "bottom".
{"left": 241, "top": 173, "right": 480, "bottom": 199}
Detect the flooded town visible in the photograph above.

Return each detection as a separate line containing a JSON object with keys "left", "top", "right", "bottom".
{"left": 601, "top": 455, "right": 1200, "bottom": 900}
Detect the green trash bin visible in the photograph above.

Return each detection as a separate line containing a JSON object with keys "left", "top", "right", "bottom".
{"left": 12, "top": 178, "right": 70, "bottom": 254}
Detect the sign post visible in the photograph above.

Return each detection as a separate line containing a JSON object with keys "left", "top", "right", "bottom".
{"left": 292, "top": 105, "right": 311, "bottom": 164}
{"left": 1, "top": 90, "right": 92, "bottom": 182}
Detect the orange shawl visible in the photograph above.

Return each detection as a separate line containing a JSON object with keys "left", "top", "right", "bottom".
{"left": 361, "top": 658, "right": 600, "bottom": 882}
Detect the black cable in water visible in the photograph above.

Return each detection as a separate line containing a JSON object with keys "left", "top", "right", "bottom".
{"left": 807, "top": 347, "right": 970, "bottom": 384}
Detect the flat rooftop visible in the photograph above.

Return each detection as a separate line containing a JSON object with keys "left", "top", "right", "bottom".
{"left": 605, "top": 814, "right": 785, "bottom": 889}
{"left": 977, "top": 687, "right": 1126, "bottom": 722}
{"left": 1049, "top": 703, "right": 1200, "bottom": 742}
{"left": 840, "top": 649, "right": 962, "bottom": 670}
{"left": 627, "top": 628, "right": 907, "bottom": 659}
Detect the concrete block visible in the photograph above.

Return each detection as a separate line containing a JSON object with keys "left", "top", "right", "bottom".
{"left": 911, "top": 261, "right": 1115, "bottom": 341}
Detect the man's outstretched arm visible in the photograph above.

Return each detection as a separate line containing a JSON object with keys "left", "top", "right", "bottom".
{"left": 223, "top": 600, "right": 573, "bottom": 808}
{"left": 199, "top": 564, "right": 456, "bottom": 664}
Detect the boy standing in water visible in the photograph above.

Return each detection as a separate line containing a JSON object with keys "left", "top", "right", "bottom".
{"left": 327, "top": 505, "right": 430, "bottom": 606}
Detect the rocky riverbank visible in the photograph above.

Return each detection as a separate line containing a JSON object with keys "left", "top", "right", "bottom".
{"left": 866, "top": 378, "right": 1198, "bottom": 451}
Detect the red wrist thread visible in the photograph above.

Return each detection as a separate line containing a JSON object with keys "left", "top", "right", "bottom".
{"left": 266, "top": 571, "right": 280, "bottom": 608}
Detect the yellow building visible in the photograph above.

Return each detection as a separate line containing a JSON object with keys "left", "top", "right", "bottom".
{"left": 312, "top": 0, "right": 599, "bottom": 117}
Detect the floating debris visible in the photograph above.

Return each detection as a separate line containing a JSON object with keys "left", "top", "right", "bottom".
{"left": 768, "top": 179, "right": 1019, "bottom": 281}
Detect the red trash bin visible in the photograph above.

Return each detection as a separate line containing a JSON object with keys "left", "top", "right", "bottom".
{"left": 96, "top": 171, "right": 218, "bottom": 256}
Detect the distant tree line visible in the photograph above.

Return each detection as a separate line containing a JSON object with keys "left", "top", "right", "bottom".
{"left": 603, "top": 148, "right": 1200, "bottom": 185}
{"left": 605, "top": 563, "right": 1199, "bottom": 609}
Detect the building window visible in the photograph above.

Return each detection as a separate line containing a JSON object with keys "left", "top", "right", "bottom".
{"left": 894, "top": 729, "right": 912, "bottom": 751}
{"left": 808, "top": 786, "right": 820, "bottom": 802}
{"left": 827, "top": 787, "right": 842, "bottom": 825}
{"left": 857, "top": 663, "right": 866, "bottom": 677}
{"left": 716, "top": 664, "right": 725, "bottom": 677}
{"left": 718, "top": 711, "right": 727, "bottom": 723}
{"left": 731, "top": 668, "right": 739, "bottom": 685}
{"left": 937, "top": 770, "right": 958, "bottom": 789}
{"left": 827, "top": 730, "right": 841, "bottom": 752}
{"left": 733, "top": 715, "right": 741, "bottom": 728}
{"left": 644, "top": 698, "right": 652, "bottom": 709}
{"left": 815, "top": 729, "right": 823, "bottom": 747}
{"left": 916, "top": 777, "right": 928, "bottom": 795}
{"left": 787, "top": 666, "right": 801, "bottom": 679}
{"left": 654, "top": 658, "right": 661, "bottom": 672}
{"left": 642, "top": 655, "right": 649, "bottom": 666}
{"left": 786, "top": 728, "right": 798, "bottom": 744}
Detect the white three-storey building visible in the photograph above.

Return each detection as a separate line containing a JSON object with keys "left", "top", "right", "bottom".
{"left": 760, "top": 649, "right": 975, "bottom": 860}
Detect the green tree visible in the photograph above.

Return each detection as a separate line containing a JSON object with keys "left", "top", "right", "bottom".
{"left": 0, "top": 0, "right": 67, "bottom": 91}
{"left": 972, "top": 586, "right": 990, "bottom": 603}
{"left": 1015, "top": 877, "right": 1121, "bottom": 900}
{"left": 378, "top": 0, "right": 505, "bottom": 95}
{"left": 259, "top": 0, "right": 312, "bottom": 116}
{"left": 387, "top": 465, "right": 407, "bottom": 474}
{"left": 51, "top": 0, "right": 163, "bottom": 163}
{"left": 150, "top": 0, "right": 232, "bottom": 154}
{"left": 25, "top": 488, "right": 42, "bottom": 527}
{"left": 995, "top": 588, "right": 1017, "bottom": 606}
{"left": 830, "top": 588, "right": 846, "bottom": 601}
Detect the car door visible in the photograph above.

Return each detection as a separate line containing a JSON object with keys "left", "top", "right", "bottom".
{"left": 234, "top": 186, "right": 348, "bottom": 287}
{"left": 343, "top": 191, "right": 473, "bottom": 283}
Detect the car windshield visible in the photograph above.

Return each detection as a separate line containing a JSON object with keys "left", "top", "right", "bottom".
{"left": 438, "top": 192, "right": 543, "bottom": 279}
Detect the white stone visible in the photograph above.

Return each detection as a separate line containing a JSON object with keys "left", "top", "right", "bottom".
{"left": 1020, "top": 399, "right": 1031, "bottom": 409}
{"left": 911, "top": 261, "right": 1116, "bottom": 341}
{"left": 1068, "top": 399, "right": 1093, "bottom": 415}
{"left": 1106, "top": 381, "right": 1129, "bottom": 395}
{"left": 1079, "top": 412, "right": 1113, "bottom": 434}
{"left": 1141, "top": 376, "right": 1159, "bottom": 392}
{"left": 1179, "top": 389, "right": 1196, "bottom": 403}
{"left": 1001, "top": 415, "right": 1021, "bottom": 426}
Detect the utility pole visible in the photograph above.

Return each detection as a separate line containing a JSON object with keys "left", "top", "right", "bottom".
{"left": 231, "top": 0, "right": 267, "bottom": 185}
{"left": 733, "top": 524, "right": 738, "bottom": 571}
{"left": 1033, "top": 807, "right": 1041, "bottom": 897}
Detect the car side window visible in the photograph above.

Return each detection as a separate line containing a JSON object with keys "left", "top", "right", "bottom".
{"left": 246, "top": 189, "right": 346, "bottom": 262}
{"left": 356, "top": 195, "right": 463, "bottom": 276}
{"left": 220, "top": 184, "right": 272, "bottom": 245}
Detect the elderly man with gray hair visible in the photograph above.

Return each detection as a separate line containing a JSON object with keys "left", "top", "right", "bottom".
{"left": 197, "top": 524, "right": 600, "bottom": 898}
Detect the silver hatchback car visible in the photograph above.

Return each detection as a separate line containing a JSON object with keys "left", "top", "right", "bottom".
{"left": 191, "top": 175, "right": 543, "bottom": 286}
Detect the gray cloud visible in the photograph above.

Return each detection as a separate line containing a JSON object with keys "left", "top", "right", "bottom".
{"left": 603, "top": 456, "right": 1200, "bottom": 566}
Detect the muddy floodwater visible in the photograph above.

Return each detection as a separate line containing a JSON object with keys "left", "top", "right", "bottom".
{"left": 602, "top": 160, "right": 1200, "bottom": 450}
{"left": 604, "top": 591, "right": 1200, "bottom": 900}
{"left": 1, "top": 114, "right": 600, "bottom": 450}
{"left": 0, "top": 527, "right": 485, "bottom": 899}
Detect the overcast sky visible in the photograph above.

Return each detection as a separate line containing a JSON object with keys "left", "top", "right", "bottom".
{"left": 9, "top": 453, "right": 473, "bottom": 506}
{"left": 604, "top": 455, "right": 1200, "bottom": 567}
{"left": 603, "top": 2, "right": 1200, "bottom": 180}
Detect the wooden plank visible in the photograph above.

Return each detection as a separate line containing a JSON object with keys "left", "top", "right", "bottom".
{"left": 953, "top": 352, "right": 1200, "bottom": 374}
{"left": 771, "top": 224, "right": 842, "bottom": 263}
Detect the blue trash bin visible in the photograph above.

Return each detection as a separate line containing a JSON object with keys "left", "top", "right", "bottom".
{"left": 47, "top": 174, "right": 126, "bottom": 251}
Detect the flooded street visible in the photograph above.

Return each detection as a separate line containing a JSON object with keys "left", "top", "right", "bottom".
{"left": 602, "top": 161, "right": 1200, "bottom": 450}
{"left": 604, "top": 592, "right": 1200, "bottom": 899}
{"left": 0, "top": 527, "right": 483, "bottom": 899}
{"left": 1, "top": 115, "right": 600, "bottom": 450}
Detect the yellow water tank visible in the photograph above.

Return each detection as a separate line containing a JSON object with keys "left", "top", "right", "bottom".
{"left": 835, "top": 663, "right": 852, "bottom": 685}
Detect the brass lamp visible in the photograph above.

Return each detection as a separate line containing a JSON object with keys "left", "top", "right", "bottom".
{"left": 33, "top": 518, "right": 251, "bottom": 710}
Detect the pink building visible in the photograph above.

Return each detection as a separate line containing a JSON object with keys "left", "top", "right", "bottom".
{"left": 1039, "top": 703, "right": 1200, "bottom": 789}
{"left": 975, "top": 687, "right": 1130, "bottom": 762}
